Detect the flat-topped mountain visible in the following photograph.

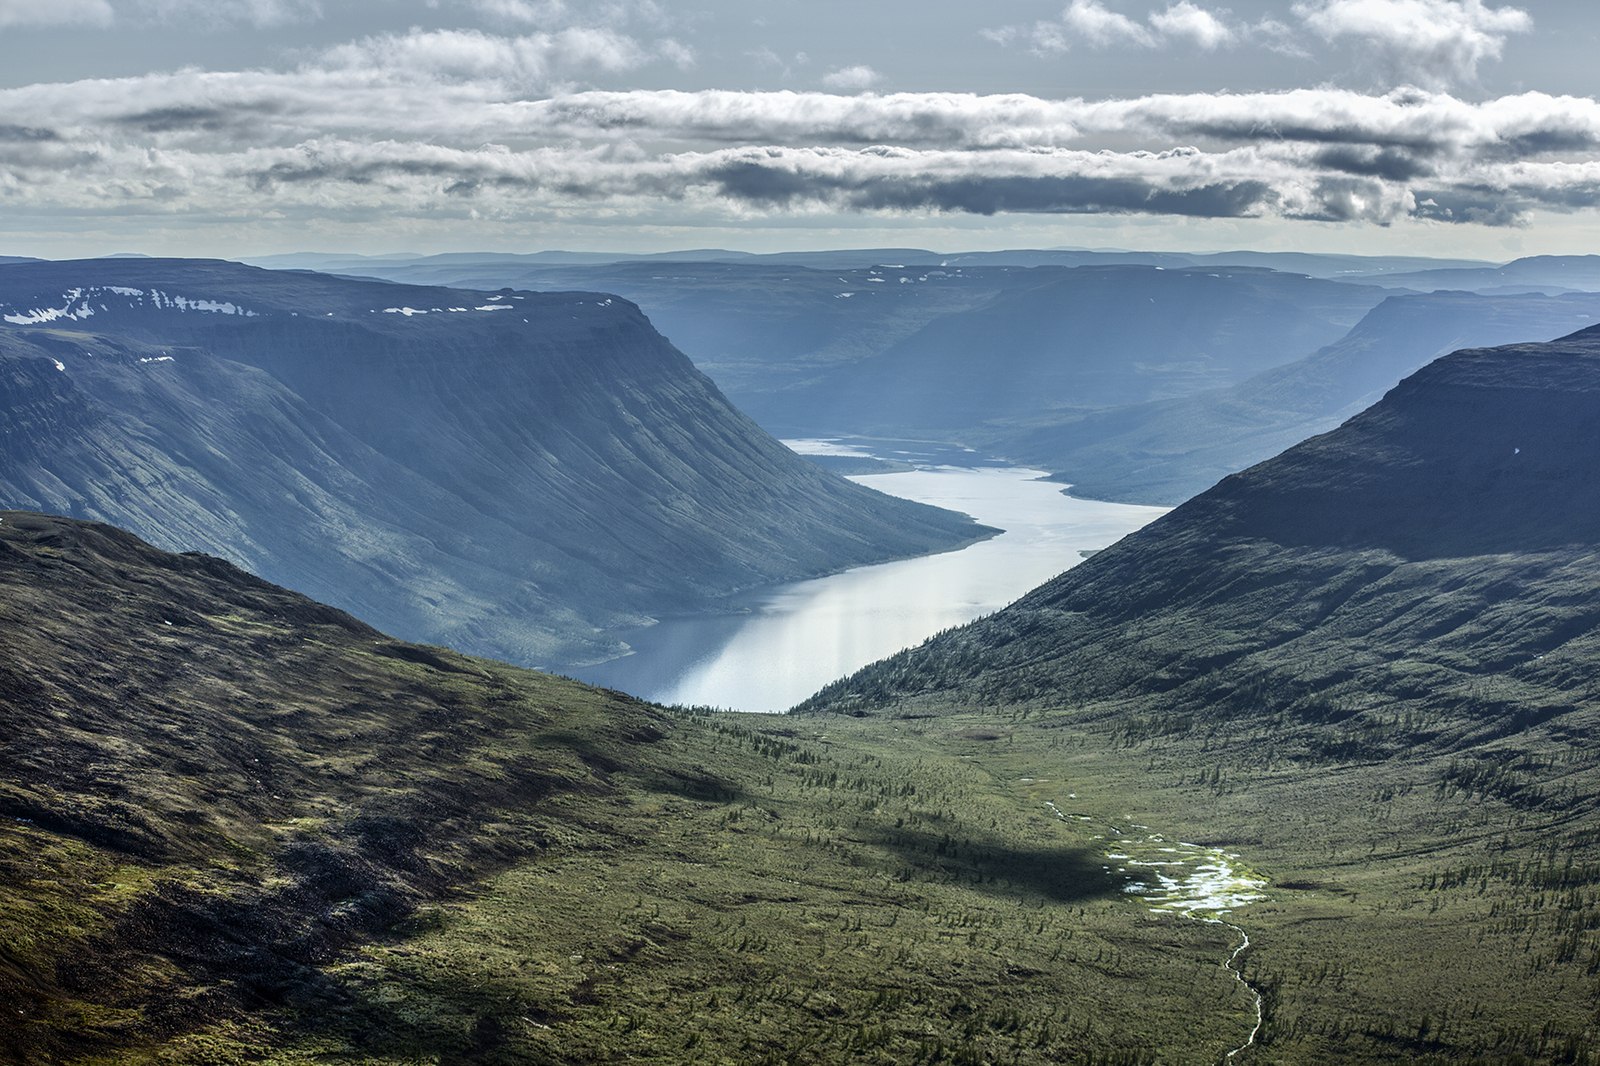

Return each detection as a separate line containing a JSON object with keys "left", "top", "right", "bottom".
{"left": 1350, "top": 253, "right": 1600, "bottom": 294}
{"left": 0, "top": 258, "right": 988, "bottom": 669}
{"left": 298, "top": 256, "right": 1388, "bottom": 439}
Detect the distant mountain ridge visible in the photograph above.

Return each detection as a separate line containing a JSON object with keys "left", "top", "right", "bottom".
{"left": 295, "top": 256, "right": 1390, "bottom": 441}
{"left": 0, "top": 258, "right": 988, "bottom": 669}
{"left": 1012, "top": 290, "right": 1600, "bottom": 503}
{"left": 244, "top": 247, "right": 1494, "bottom": 277}
{"left": 1347, "top": 253, "right": 1600, "bottom": 294}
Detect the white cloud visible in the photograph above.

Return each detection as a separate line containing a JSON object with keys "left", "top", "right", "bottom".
{"left": 1294, "top": 0, "right": 1531, "bottom": 86}
{"left": 1149, "top": 1, "right": 1235, "bottom": 49}
{"left": 1044, "top": 0, "right": 1157, "bottom": 49}
{"left": 997, "top": 0, "right": 1245, "bottom": 54}
{"left": 992, "top": 0, "right": 1528, "bottom": 77}
{"left": 0, "top": 0, "right": 113, "bottom": 27}
{"left": 318, "top": 27, "right": 656, "bottom": 87}
{"left": 3, "top": 39, "right": 1600, "bottom": 235}
{"left": 821, "top": 66, "right": 882, "bottom": 92}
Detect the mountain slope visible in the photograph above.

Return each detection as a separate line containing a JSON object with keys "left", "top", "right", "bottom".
{"left": 0, "top": 509, "right": 681, "bottom": 1065}
{"left": 803, "top": 325, "right": 1600, "bottom": 729}
{"left": 1011, "top": 290, "right": 1600, "bottom": 503}
{"left": 0, "top": 511, "right": 1296, "bottom": 1065}
{"left": 800, "top": 329, "right": 1600, "bottom": 1062}
{"left": 0, "top": 258, "right": 988, "bottom": 669}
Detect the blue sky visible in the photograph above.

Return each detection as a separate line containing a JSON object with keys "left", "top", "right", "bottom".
{"left": 2, "top": 0, "right": 1598, "bottom": 258}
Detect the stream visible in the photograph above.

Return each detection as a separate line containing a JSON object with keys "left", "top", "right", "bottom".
{"left": 1048, "top": 802, "right": 1268, "bottom": 1062}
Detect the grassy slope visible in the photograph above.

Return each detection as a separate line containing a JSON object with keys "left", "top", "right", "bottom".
{"left": 798, "top": 335, "right": 1600, "bottom": 1063}
{"left": 0, "top": 510, "right": 1285, "bottom": 1066}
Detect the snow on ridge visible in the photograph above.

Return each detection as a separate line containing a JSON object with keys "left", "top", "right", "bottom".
{"left": 2, "top": 286, "right": 258, "bottom": 325}
{"left": 382, "top": 304, "right": 521, "bottom": 316}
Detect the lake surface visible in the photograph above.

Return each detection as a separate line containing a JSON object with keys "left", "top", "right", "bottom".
{"left": 574, "top": 438, "right": 1168, "bottom": 712}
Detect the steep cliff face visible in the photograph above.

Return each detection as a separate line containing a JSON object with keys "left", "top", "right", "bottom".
{"left": 0, "top": 259, "right": 988, "bottom": 669}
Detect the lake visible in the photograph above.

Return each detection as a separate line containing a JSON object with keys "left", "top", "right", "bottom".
{"left": 573, "top": 438, "right": 1168, "bottom": 712}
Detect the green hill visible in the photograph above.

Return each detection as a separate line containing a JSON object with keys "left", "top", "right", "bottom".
{"left": 1, "top": 510, "right": 1292, "bottom": 1065}
{"left": 801, "top": 329, "right": 1600, "bottom": 1062}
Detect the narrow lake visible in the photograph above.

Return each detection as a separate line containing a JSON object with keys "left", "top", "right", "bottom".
{"left": 574, "top": 438, "right": 1169, "bottom": 712}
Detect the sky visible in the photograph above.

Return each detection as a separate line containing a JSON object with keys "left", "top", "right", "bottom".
{"left": 3, "top": 0, "right": 1600, "bottom": 259}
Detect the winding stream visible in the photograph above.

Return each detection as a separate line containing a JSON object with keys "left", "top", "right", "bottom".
{"left": 1048, "top": 803, "right": 1268, "bottom": 1062}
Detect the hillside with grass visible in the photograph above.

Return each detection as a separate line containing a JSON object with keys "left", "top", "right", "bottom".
{"left": 800, "top": 328, "right": 1600, "bottom": 1062}
{"left": 1, "top": 509, "right": 1305, "bottom": 1066}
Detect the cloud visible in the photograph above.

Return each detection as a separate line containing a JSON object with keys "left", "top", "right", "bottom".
{"left": 994, "top": 0, "right": 1244, "bottom": 53}
{"left": 992, "top": 0, "right": 1527, "bottom": 81}
{"left": 318, "top": 27, "right": 660, "bottom": 87}
{"left": 1293, "top": 0, "right": 1531, "bottom": 86}
{"left": 821, "top": 65, "right": 882, "bottom": 92}
{"left": 4, "top": 37, "right": 1600, "bottom": 235}
{"left": 1035, "top": 0, "right": 1158, "bottom": 50}
{"left": 470, "top": 0, "right": 567, "bottom": 23}
{"left": 1148, "top": 2, "right": 1235, "bottom": 49}
{"left": 0, "top": 0, "right": 113, "bottom": 27}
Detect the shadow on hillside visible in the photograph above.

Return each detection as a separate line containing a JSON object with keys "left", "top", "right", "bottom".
{"left": 864, "top": 826, "right": 1128, "bottom": 904}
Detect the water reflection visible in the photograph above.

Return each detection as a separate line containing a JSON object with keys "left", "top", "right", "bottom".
{"left": 574, "top": 440, "right": 1167, "bottom": 712}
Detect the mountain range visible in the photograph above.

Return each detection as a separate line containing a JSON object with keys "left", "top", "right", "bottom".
{"left": 280, "top": 250, "right": 1600, "bottom": 511}
{"left": 5, "top": 251, "right": 1600, "bottom": 1061}
{"left": 7, "top": 318, "right": 1600, "bottom": 1062}
{"left": 0, "top": 258, "right": 987, "bottom": 669}
{"left": 286, "top": 255, "right": 1392, "bottom": 440}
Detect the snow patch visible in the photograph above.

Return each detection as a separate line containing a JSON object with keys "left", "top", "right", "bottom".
{"left": 4, "top": 287, "right": 258, "bottom": 323}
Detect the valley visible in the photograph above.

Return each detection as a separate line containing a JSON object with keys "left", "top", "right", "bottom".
{"left": 4, "top": 248, "right": 1600, "bottom": 1064}
{"left": 11, "top": 1, "right": 1600, "bottom": 1060}
{"left": 576, "top": 437, "right": 1167, "bottom": 711}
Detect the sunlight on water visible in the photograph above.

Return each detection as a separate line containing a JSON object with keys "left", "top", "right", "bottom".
{"left": 576, "top": 439, "right": 1168, "bottom": 711}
